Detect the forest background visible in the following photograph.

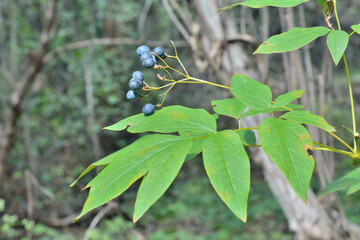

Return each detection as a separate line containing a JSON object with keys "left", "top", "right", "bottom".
{"left": 1, "top": 0, "right": 360, "bottom": 239}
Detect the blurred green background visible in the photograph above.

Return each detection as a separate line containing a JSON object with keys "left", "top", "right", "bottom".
{"left": 1, "top": 0, "right": 360, "bottom": 239}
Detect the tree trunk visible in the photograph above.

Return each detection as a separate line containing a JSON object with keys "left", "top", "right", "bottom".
{"left": 187, "top": 1, "right": 360, "bottom": 239}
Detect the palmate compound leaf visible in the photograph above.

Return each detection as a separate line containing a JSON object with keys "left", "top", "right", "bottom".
{"left": 231, "top": 74, "right": 272, "bottom": 110}
{"left": 212, "top": 98, "right": 247, "bottom": 119}
{"left": 203, "top": 130, "right": 250, "bottom": 222}
{"left": 74, "top": 134, "right": 192, "bottom": 221}
{"left": 280, "top": 110, "right": 335, "bottom": 132}
{"left": 254, "top": 27, "right": 331, "bottom": 54}
{"left": 319, "top": 167, "right": 360, "bottom": 196}
{"left": 259, "top": 118, "right": 314, "bottom": 201}
{"left": 105, "top": 105, "right": 216, "bottom": 136}
{"left": 327, "top": 30, "right": 349, "bottom": 65}
{"left": 218, "top": 0, "right": 310, "bottom": 15}
{"left": 272, "top": 90, "right": 304, "bottom": 109}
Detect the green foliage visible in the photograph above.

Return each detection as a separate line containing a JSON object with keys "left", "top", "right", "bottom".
{"left": 203, "top": 130, "right": 250, "bottom": 222}
{"left": 218, "top": 0, "right": 309, "bottom": 14}
{"left": 280, "top": 110, "right": 335, "bottom": 132}
{"left": 73, "top": 0, "right": 360, "bottom": 227}
{"left": 326, "top": 30, "right": 349, "bottom": 65}
{"left": 319, "top": 167, "right": 360, "bottom": 196}
{"left": 211, "top": 98, "right": 247, "bottom": 119}
{"left": 352, "top": 24, "right": 360, "bottom": 34}
{"left": 255, "top": 27, "right": 331, "bottom": 54}
{"left": 231, "top": 74, "right": 272, "bottom": 110}
{"left": 75, "top": 134, "right": 192, "bottom": 221}
{"left": 259, "top": 118, "right": 315, "bottom": 201}
{"left": 105, "top": 105, "right": 217, "bottom": 136}
{"left": 272, "top": 90, "right": 304, "bottom": 109}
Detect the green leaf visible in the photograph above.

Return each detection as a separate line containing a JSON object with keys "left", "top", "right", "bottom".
{"left": 241, "top": 104, "right": 304, "bottom": 118}
{"left": 70, "top": 151, "right": 118, "bottom": 187}
{"left": 203, "top": 130, "right": 250, "bottom": 222}
{"left": 231, "top": 74, "right": 272, "bottom": 110}
{"left": 185, "top": 137, "right": 205, "bottom": 162}
{"left": 218, "top": 0, "right": 309, "bottom": 14}
{"left": 351, "top": 24, "right": 360, "bottom": 35}
{"left": 75, "top": 134, "right": 192, "bottom": 221}
{"left": 237, "top": 130, "right": 257, "bottom": 147}
{"left": 326, "top": 30, "right": 349, "bottom": 65}
{"left": 319, "top": 167, "right": 360, "bottom": 196}
{"left": 259, "top": 118, "right": 314, "bottom": 201}
{"left": 255, "top": 27, "right": 330, "bottom": 54}
{"left": 133, "top": 137, "right": 193, "bottom": 222}
{"left": 105, "top": 105, "right": 216, "bottom": 136}
{"left": 212, "top": 98, "right": 247, "bottom": 119}
{"left": 280, "top": 110, "right": 335, "bottom": 132}
{"left": 272, "top": 90, "right": 304, "bottom": 109}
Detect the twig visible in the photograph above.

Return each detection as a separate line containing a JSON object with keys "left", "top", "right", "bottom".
{"left": 83, "top": 201, "right": 118, "bottom": 240}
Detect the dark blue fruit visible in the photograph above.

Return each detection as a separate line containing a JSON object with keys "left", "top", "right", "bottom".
{"left": 140, "top": 52, "right": 152, "bottom": 62}
{"left": 126, "top": 90, "right": 138, "bottom": 100}
{"left": 137, "top": 45, "right": 150, "bottom": 56}
{"left": 154, "top": 47, "right": 165, "bottom": 58}
{"left": 129, "top": 78, "right": 142, "bottom": 90}
{"left": 142, "top": 58, "right": 155, "bottom": 68}
{"left": 132, "top": 71, "right": 144, "bottom": 81}
{"left": 142, "top": 103, "right": 155, "bottom": 116}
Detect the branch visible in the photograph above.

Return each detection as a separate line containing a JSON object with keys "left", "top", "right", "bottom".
{"left": 0, "top": 0, "right": 56, "bottom": 181}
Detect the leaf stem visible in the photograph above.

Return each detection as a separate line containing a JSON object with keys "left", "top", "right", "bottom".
{"left": 333, "top": 0, "right": 341, "bottom": 31}
{"left": 343, "top": 54, "right": 358, "bottom": 152}
{"left": 313, "top": 141, "right": 354, "bottom": 157}
{"left": 327, "top": 131, "right": 355, "bottom": 153}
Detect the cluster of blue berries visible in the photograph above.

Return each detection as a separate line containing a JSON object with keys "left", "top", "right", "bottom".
{"left": 137, "top": 45, "right": 166, "bottom": 68}
{"left": 126, "top": 71, "right": 155, "bottom": 116}
{"left": 125, "top": 45, "right": 167, "bottom": 116}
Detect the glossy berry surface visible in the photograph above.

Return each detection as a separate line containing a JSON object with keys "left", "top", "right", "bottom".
{"left": 154, "top": 47, "right": 165, "bottom": 58}
{"left": 140, "top": 52, "right": 152, "bottom": 62}
{"left": 129, "top": 78, "right": 142, "bottom": 90}
{"left": 126, "top": 90, "right": 138, "bottom": 100}
{"left": 137, "top": 45, "right": 150, "bottom": 56}
{"left": 132, "top": 71, "right": 144, "bottom": 81}
{"left": 142, "top": 103, "right": 155, "bottom": 116}
{"left": 142, "top": 58, "right": 155, "bottom": 68}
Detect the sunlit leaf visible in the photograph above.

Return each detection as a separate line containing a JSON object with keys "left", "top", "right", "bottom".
{"left": 231, "top": 74, "right": 272, "bottom": 110}
{"left": 255, "top": 27, "right": 330, "bottom": 54}
{"left": 352, "top": 24, "right": 360, "bottom": 34}
{"left": 272, "top": 90, "right": 304, "bottom": 109}
{"left": 319, "top": 167, "right": 360, "bottom": 196}
{"left": 280, "top": 110, "right": 335, "bottom": 132}
{"left": 105, "top": 105, "right": 216, "bottom": 136}
{"left": 75, "top": 134, "right": 192, "bottom": 221}
{"left": 203, "top": 130, "right": 250, "bottom": 222}
{"left": 212, "top": 98, "right": 247, "bottom": 119}
{"left": 326, "top": 30, "right": 349, "bottom": 65}
{"left": 241, "top": 104, "right": 304, "bottom": 118}
{"left": 218, "top": 0, "right": 309, "bottom": 15}
{"left": 259, "top": 118, "right": 314, "bottom": 201}
{"left": 133, "top": 137, "right": 192, "bottom": 222}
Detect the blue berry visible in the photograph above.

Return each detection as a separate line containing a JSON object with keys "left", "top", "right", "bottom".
{"left": 154, "top": 47, "right": 165, "bottom": 58}
{"left": 142, "top": 58, "right": 156, "bottom": 68}
{"left": 126, "top": 90, "right": 138, "bottom": 100}
{"left": 140, "top": 52, "right": 152, "bottom": 62}
{"left": 129, "top": 78, "right": 142, "bottom": 90}
{"left": 132, "top": 71, "right": 144, "bottom": 81}
{"left": 142, "top": 103, "right": 155, "bottom": 116}
{"left": 137, "top": 45, "right": 150, "bottom": 56}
